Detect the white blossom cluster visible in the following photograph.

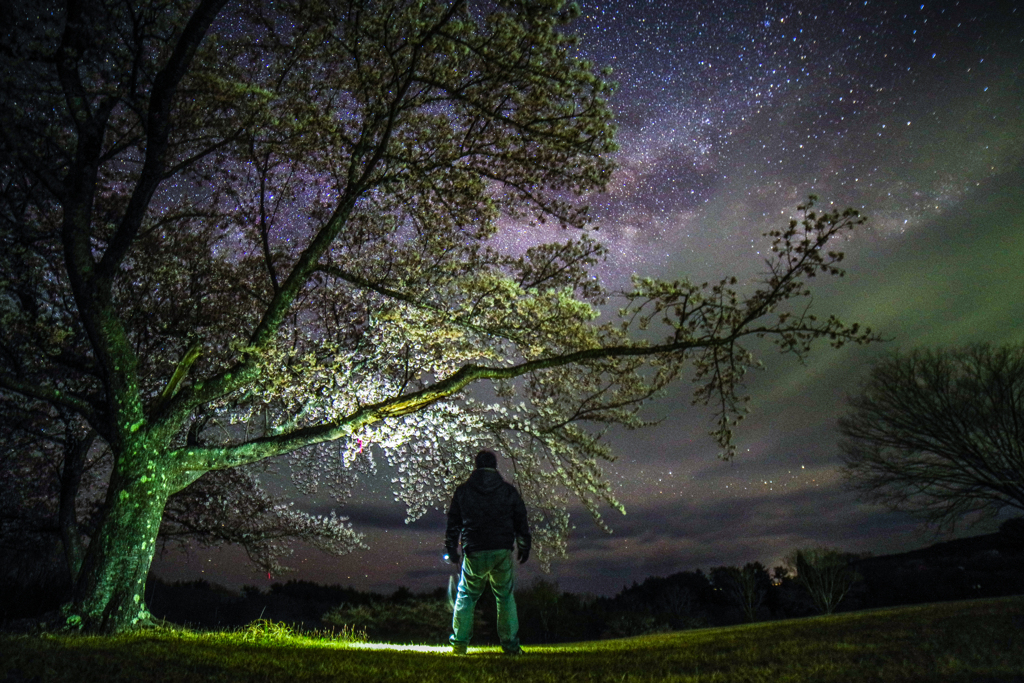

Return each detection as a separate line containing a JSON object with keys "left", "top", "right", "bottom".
{"left": 162, "top": 466, "right": 364, "bottom": 574}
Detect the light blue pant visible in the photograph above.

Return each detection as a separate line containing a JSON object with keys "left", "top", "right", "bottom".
{"left": 450, "top": 549, "right": 520, "bottom": 652}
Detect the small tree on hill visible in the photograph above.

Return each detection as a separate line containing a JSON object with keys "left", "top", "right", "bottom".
{"left": 711, "top": 562, "right": 771, "bottom": 622}
{"left": 786, "top": 547, "right": 860, "bottom": 615}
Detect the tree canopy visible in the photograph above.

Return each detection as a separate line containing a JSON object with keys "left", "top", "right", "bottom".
{"left": 840, "top": 344, "right": 1024, "bottom": 530}
{"left": 1, "top": 0, "right": 874, "bottom": 632}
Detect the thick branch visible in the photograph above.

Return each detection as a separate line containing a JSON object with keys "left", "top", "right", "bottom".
{"left": 97, "top": 0, "right": 230, "bottom": 282}
{"left": 174, "top": 317, "right": 860, "bottom": 472}
{"left": 150, "top": 343, "right": 202, "bottom": 416}
{"left": 0, "top": 373, "right": 99, "bottom": 424}
{"left": 317, "top": 265, "right": 527, "bottom": 345}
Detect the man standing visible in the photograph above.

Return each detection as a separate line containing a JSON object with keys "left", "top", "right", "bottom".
{"left": 444, "top": 449, "right": 531, "bottom": 655}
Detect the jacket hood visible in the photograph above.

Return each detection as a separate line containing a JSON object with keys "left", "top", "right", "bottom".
{"left": 468, "top": 468, "right": 505, "bottom": 493}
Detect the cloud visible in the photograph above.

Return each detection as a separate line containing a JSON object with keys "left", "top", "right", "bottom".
{"left": 537, "top": 481, "right": 927, "bottom": 595}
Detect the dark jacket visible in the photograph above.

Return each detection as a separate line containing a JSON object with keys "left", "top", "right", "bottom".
{"left": 445, "top": 468, "right": 531, "bottom": 555}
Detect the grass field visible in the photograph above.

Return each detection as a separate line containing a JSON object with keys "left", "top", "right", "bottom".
{"left": 2, "top": 596, "right": 1023, "bottom": 682}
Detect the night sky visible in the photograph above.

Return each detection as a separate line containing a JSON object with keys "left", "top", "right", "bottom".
{"left": 154, "top": 0, "right": 1024, "bottom": 596}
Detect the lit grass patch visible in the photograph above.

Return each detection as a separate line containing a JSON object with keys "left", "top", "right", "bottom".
{"left": 2, "top": 596, "right": 1022, "bottom": 682}
{"left": 232, "top": 619, "right": 367, "bottom": 646}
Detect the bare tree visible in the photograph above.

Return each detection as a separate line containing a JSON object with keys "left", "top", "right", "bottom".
{"left": 785, "top": 547, "right": 860, "bottom": 615}
{"left": 711, "top": 562, "right": 770, "bottom": 622}
{"left": 839, "top": 345, "right": 1024, "bottom": 530}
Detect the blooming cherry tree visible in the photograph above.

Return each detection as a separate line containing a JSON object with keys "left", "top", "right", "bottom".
{"left": 0, "top": 0, "right": 874, "bottom": 632}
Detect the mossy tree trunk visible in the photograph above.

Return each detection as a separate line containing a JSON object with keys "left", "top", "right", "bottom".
{"left": 69, "top": 439, "right": 174, "bottom": 633}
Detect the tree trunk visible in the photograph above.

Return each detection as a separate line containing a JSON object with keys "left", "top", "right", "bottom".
{"left": 58, "top": 425, "right": 95, "bottom": 584}
{"left": 69, "top": 445, "right": 171, "bottom": 633}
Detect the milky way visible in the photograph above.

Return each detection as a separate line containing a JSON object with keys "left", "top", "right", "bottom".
{"left": 156, "top": 0, "right": 1024, "bottom": 595}
{"left": 566, "top": 0, "right": 1024, "bottom": 284}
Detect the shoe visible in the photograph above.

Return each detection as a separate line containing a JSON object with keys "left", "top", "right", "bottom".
{"left": 503, "top": 646, "right": 524, "bottom": 656}
{"left": 451, "top": 646, "right": 467, "bottom": 656}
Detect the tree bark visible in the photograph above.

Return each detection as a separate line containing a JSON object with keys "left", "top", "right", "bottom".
{"left": 70, "top": 441, "right": 171, "bottom": 633}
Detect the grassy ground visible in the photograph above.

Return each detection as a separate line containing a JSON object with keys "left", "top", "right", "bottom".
{"left": 2, "top": 596, "right": 1023, "bottom": 683}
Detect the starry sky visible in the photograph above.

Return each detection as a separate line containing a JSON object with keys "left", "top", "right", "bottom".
{"left": 154, "top": 0, "right": 1024, "bottom": 596}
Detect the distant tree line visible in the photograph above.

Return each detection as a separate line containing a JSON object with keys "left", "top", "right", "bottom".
{"left": 6, "top": 520, "right": 1022, "bottom": 641}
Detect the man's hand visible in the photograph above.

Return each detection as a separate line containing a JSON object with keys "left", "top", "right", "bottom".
{"left": 445, "top": 550, "right": 461, "bottom": 566}
{"left": 517, "top": 547, "right": 530, "bottom": 564}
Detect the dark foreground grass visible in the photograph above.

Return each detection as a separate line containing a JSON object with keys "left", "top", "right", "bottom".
{"left": 3, "top": 596, "right": 1023, "bottom": 683}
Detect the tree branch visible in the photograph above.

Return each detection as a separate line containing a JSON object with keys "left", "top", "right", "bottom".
{"left": 173, "top": 314, "right": 864, "bottom": 472}
{"left": 97, "top": 0, "right": 230, "bottom": 283}
{"left": 0, "top": 373, "right": 99, "bottom": 424}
